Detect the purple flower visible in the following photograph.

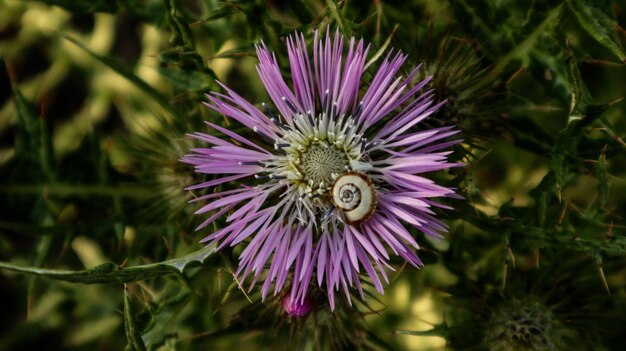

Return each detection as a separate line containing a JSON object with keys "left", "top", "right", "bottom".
{"left": 283, "top": 295, "right": 312, "bottom": 317}
{"left": 183, "top": 29, "right": 462, "bottom": 310}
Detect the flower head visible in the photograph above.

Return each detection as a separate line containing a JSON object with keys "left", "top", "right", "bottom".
{"left": 485, "top": 298, "right": 564, "bottom": 351}
{"left": 283, "top": 295, "right": 312, "bottom": 317}
{"left": 183, "top": 29, "right": 461, "bottom": 309}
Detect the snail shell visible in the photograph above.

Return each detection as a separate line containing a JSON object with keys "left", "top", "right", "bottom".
{"left": 331, "top": 171, "right": 377, "bottom": 225}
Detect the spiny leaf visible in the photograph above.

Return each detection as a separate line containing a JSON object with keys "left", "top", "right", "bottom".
{"left": 551, "top": 132, "right": 576, "bottom": 197}
{"left": 529, "top": 171, "right": 557, "bottom": 228}
{"left": 526, "top": 29, "right": 572, "bottom": 105}
{"left": 597, "top": 115, "right": 626, "bottom": 148}
{"left": 551, "top": 99, "right": 612, "bottom": 194}
{"left": 568, "top": 0, "right": 626, "bottom": 63}
{"left": 325, "top": 0, "right": 348, "bottom": 37}
{"left": 565, "top": 41, "right": 593, "bottom": 115}
{"left": 500, "top": 3, "right": 563, "bottom": 69}
{"left": 164, "top": 0, "right": 195, "bottom": 50}
{"left": 364, "top": 24, "right": 399, "bottom": 70}
{"left": 596, "top": 147, "right": 609, "bottom": 210}
{"left": 519, "top": 225, "right": 626, "bottom": 256}
{"left": 124, "top": 285, "right": 147, "bottom": 351}
{"left": 141, "top": 287, "right": 192, "bottom": 349}
{"left": 453, "top": 2, "right": 566, "bottom": 92}
{"left": 209, "top": 43, "right": 256, "bottom": 60}
{"left": 194, "top": 3, "right": 242, "bottom": 24}
{"left": 0, "top": 244, "right": 217, "bottom": 284}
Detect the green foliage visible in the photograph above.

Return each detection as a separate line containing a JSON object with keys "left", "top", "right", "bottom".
{"left": 0, "top": 244, "right": 216, "bottom": 283}
{"left": 0, "top": 0, "right": 625, "bottom": 350}
{"left": 568, "top": 0, "right": 626, "bottom": 62}
{"left": 124, "top": 284, "right": 148, "bottom": 351}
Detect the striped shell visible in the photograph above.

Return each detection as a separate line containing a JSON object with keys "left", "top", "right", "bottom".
{"left": 331, "top": 171, "right": 377, "bottom": 225}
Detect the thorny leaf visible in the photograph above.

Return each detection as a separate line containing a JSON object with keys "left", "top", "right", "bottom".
{"left": 0, "top": 244, "right": 217, "bottom": 284}
{"left": 568, "top": 0, "right": 626, "bottom": 63}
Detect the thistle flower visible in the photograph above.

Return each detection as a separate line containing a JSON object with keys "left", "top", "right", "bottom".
{"left": 183, "top": 29, "right": 461, "bottom": 309}
{"left": 282, "top": 295, "right": 312, "bottom": 317}
{"left": 413, "top": 31, "right": 508, "bottom": 145}
{"left": 484, "top": 297, "right": 564, "bottom": 351}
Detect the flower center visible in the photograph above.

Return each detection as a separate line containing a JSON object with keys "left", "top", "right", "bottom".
{"left": 298, "top": 143, "right": 348, "bottom": 186}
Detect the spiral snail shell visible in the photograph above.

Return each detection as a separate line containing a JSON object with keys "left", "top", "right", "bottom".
{"left": 331, "top": 171, "right": 377, "bottom": 225}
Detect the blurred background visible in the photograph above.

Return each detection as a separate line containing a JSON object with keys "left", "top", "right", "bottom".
{"left": 1, "top": 0, "right": 625, "bottom": 350}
